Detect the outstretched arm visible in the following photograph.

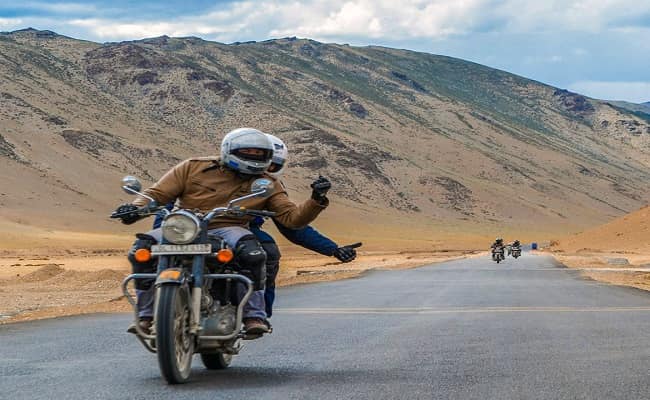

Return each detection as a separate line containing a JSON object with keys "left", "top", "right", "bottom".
{"left": 273, "top": 219, "right": 338, "bottom": 256}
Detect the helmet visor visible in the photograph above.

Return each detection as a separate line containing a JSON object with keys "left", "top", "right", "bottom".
{"left": 233, "top": 148, "right": 273, "bottom": 162}
{"left": 268, "top": 161, "right": 284, "bottom": 173}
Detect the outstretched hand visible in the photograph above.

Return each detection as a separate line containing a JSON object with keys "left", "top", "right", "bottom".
{"left": 332, "top": 242, "right": 362, "bottom": 263}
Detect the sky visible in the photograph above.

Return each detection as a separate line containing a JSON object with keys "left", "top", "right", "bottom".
{"left": 0, "top": 0, "right": 648, "bottom": 103}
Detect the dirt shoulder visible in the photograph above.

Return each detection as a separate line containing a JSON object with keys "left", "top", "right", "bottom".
{"left": 544, "top": 250, "right": 650, "bottom": 292}
{"left": 0, "top": 248, "right": 478, "bottom": 324}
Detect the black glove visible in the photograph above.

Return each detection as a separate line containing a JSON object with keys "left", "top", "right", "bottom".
{"left": 333, "top": 245, "right": 357, "bottom": 263}
{"left": 111, "top": 203, "right": 140, "bottom": 225}
{"left": 310, "top": 175, "right": 331, "bottom": 201}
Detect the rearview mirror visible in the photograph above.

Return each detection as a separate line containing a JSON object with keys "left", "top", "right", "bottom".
{"left": 251, "top": 178, "right": 274, "bottom": 198}
{"left": 122, "top": 175, "right": 142, "bottom": 195}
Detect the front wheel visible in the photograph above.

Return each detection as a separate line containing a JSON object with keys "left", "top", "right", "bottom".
{"left": 200, "top": 352, "right": 232, "bottom": 370}
{"left": 156, "top": 284, "right": 194, "bottom": 384}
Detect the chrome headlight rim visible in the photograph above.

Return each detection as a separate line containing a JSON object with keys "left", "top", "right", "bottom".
{"left": 161, "top": 210, "right": 201, "bottom": 245}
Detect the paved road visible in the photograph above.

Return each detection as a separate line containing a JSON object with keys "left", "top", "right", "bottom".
{"left": 2, "top": 253, "right": 650, "bottom": 399}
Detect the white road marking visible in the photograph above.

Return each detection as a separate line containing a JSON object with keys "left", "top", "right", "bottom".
{"left": 275, "top": 306, "right": 650, "bottom": 315}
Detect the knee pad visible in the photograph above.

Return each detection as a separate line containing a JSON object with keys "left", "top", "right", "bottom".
{"left": 127, "top": 234, "right": 158, "bottom": 290}
{"left": 235, "top": 235, "right": 267, "bottom": 290}
{"left": 261, "top": 241, "right": 281, "bottom": 288}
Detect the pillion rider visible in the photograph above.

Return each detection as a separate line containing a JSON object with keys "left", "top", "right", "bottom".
{"left": 113, "top": 128, "right": 330, "bottom": 335}
{"left": 251, "top": 134, "right": 357, "bottom": 317}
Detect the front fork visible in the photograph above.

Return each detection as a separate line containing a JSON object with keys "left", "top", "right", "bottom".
{"left": 157, "top": 253, "right": 204, "bottom": 335}
{"left": 190, "top": 255, "right": 204, "bottom": 334}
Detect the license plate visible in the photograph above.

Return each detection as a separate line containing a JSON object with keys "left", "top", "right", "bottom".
{"left": 151, "top": 244, "right": 212, "bottom": 255}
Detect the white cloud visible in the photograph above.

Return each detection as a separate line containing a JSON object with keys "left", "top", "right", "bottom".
{"left": 0, "top": 18, "right": 24, "bottom": 30}
{"left": 25, "top": 2, "right": 96, "bottom": 14}
{"left": 568, "top": 81, "right": 650, "bottom": 103}
{"left": 7, "top": 0, "right": 650, "bottom": 43}
{"left": 492, "top": 0, "right": 650, "bottom": 33}
{"left": 1, "top": 0, "right": 649, "bottom": 44}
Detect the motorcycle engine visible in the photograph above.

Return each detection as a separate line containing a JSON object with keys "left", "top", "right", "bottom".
{"left": 201, "top": 304, "right": 237, "bottom": 336}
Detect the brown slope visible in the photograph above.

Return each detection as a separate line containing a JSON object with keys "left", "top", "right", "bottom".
{"left": 551, "top": 205, "right": 650, "bottom": 254}
{"left": 1, "top": 29, "right": 650, "bottom": 248}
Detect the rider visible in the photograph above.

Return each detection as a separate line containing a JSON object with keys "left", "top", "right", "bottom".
{"left": 115, "top": 128, "right": 330, "bottom": 335}
{"left": 491, "top": 238, "right": 505, "bottom": 249}
{"left": 491, "top": 238, "right": 505, "bottom": 258}
{"left": 253, "top": 134, "right": 357, "bottom": 317}
{"left": 152, "top": 134, "right": 357, "bottom": 318}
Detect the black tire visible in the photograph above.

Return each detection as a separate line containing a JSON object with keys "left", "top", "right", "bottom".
{"left": 156, "top": 285, "right": 194, "bottom": 384}
{"left": 200, "top": 352, "right": 232, "bottom": 370}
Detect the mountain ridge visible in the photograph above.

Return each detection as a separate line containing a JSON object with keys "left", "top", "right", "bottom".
{"left": 1, "top": 28, "right": 650, "bottom": 241}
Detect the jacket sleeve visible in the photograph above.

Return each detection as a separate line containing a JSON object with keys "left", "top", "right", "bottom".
{"left": 265, "top": 181, "right": 328, "bottom": 229}
{"left": 133, "top": 160, "right": 188, "bottom": 207}
{"left": 274, "top": 220, "right": 338, "bottom": 256}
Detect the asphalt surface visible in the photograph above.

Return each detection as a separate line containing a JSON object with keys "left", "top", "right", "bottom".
{"left": 2, "top": 253, "right": 650, "bottom": 399}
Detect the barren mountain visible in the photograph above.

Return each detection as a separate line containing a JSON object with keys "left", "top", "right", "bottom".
{"left": 1, "top": 28, "right": 650, "bottom": 245}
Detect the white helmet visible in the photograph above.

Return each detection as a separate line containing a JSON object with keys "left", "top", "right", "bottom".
{"left": 220, "top": 128, "right": 273, "bottom": 175}
{"left": 266, "top": 134, "right": 288, "bottom": 178}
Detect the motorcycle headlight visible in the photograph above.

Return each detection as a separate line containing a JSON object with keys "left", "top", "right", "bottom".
{"left": 161, "top": 211, "right": 200, "bottom": 244}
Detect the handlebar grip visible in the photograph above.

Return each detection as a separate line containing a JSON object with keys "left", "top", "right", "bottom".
{"left": 110, "top": 206, "right": 157, "bottom": 219}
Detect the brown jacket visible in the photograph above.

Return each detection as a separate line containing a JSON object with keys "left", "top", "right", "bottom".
{"left": 133, "top": 157, "right": 327, "bottom": 229}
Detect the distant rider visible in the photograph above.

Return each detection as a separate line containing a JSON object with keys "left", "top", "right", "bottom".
{"left": 491, "top": 237, "right": 505, "bottom": 260}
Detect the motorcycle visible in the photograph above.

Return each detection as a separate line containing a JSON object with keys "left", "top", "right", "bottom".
{"left": 511, "top": 246, "right": 522, "bottom": 259}
{"left": 111, "top": 175, "right": 276, "bottom": 384}
{"left": 492, "top": 247, "right": 505, "bottom": 263}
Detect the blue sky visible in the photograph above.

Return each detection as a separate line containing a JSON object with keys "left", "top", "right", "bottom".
{"left": 1, "top": 0, "right": 648, "bottom": 103}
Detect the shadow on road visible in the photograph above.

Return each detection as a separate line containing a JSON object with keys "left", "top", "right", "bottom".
{"left": 142, "top": 365, "right": 375, "bottom": 390}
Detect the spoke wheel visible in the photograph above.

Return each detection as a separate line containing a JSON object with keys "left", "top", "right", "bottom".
{"left": 156, "top": 285, "right": 194, "bottom": 384}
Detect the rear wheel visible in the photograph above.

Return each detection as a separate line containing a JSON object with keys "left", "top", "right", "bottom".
{"left": 200, "top": 352, "right": 232, "bottom": 370}
{"left": 156, "top": 285, "right": 194, "bottom": 384}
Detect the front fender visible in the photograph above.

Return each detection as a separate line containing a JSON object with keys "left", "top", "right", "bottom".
{"left": 155, "top": 268, "right": 186, "bottom": 286}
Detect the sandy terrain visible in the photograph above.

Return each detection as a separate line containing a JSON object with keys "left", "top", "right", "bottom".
{"left": 0, "top": 244, "right": 478, "bottom": 324}
{"left": 547, "top": 205, "right": 650, "bottom": 292}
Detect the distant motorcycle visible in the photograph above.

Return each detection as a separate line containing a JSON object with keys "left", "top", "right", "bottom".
{"left": 511, "top": 246, "right": 522, "bottom": 259}
{"left": 492, "top": 247, "right": 505, "bottom": 263}
{"left": 111, "top": 175, "right": 276, "bottom": 384}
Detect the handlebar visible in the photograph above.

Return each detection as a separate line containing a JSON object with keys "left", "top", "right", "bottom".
{"left": 111, "top": 203, "right": 276, "bottom": 222}
{"left": 109, "top": 204, "right": 165, "bottom": 219}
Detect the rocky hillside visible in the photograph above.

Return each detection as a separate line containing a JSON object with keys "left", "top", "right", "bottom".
{"left": 2, "top": 28, "right": 650, "bottom": 236}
